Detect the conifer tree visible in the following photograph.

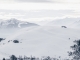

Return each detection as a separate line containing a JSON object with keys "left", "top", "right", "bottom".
{"left": 69, "top": 40, "right": 80, "bottom": 60}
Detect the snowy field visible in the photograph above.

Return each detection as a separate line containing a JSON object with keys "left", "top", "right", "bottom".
{"left": 0, "top": 19, "right": 80, "bottom": 59}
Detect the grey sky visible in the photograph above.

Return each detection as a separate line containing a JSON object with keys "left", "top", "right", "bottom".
{"left": 13, "top": 0, "right": 80, "bottom": 3}
{"left": 0, "top": 0, "right": 80, "bottom": 22}
{"left": 15, "top": 0, "right": 51, "bottom": 2}
{"left": 0, "top": 0, "right": 80, "bottom": 3}
{"left": 0, "top": 0, "right": 52, "bottom": 3}
{"left": 12, "top": 0, "right": 79, "bottom": 3}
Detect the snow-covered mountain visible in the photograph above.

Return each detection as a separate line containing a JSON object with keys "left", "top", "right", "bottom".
{"left": 0, "top": 18, "right": 39, "bottom": 38}
{"left": 0, "top": 26, "right": 80, "bottom": 59}
{"left": 47, "top": 17, "right": 80, "bottom": 28}
{"left": 0, "top": 18, "right": 80, "bottom": 59}
{"left": 0, "top": 18, "right": 39, "bottom": 29}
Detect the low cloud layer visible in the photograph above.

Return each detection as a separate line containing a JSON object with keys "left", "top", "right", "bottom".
{"left": 0, "top": 10, "right": 80, "bottom": 21}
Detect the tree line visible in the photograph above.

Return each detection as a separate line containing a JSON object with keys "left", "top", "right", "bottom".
{"left": 2, "top": 39, "right": 80, "bottom": 60}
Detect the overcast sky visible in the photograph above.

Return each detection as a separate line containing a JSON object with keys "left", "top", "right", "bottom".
{"left": 0, "top": 0, "right": 80, "bottom": 3}
{"left": 0, "top": 0, "right": 80, "bottom": 22}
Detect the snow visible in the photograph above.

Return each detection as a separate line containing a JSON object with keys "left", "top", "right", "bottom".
{"left": 0, "top": 18, "right": 38, "bottom": 28}
{"left": 0, "top": 18, "right": 80, "bottom": 59}
{"left": 47, "top": 17, "right": 80, "bottom": 28}
{"left": 0, "top": 25, "right": 80, "bottom": 59}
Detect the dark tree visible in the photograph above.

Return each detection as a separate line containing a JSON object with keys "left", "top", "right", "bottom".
{"left": 69, "top": 39, "right": 80, "bottom": 60}
{"left": 3, "top": 58, "right": 5, "bottom": 60}
{"left": 10, "top": 55, "right": 17, "bottom": 60}
{"left": 43, "top": 56, "right": 51, "bottom": 60}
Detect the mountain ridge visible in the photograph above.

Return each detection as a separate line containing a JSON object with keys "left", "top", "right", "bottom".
{"left": 0, "top": 18, "right": 39, "bottom": 28}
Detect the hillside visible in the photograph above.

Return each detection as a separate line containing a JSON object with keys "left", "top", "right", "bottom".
{"left": 0, "top": 18, "right": 39, "bottom": 29}
{"left": 0, "top": 19, "right": 39, "bottom": 38}
{"left": 47, "top": 18, "right": 80, "bottom": 28}
{"left": 0, "top": 26, "right": 80, "bottom": 59}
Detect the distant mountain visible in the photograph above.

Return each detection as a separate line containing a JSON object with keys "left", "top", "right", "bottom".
{"left": 47, "top": 17, "right": 80, "bottom": 28}
{"left": 0, "top": 18, "right": 39, "bottom": 28}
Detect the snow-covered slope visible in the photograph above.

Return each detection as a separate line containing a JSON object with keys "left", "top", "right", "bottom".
{"left": 0, "top": 18, "right": 38, "bottom": 29}
{"left": 69, "top": 20, "right": 80, "bottom": 28}
{"left": 0, "top": 26, "right": 80, "bottom": 59}
{"left": 1, "top": 18, "right": 80, "bottom": 59}
{"left": 47, "top": 18, "right": 80, "bottom": 28}
{"left": 0, "top": 19, "right": 39, "bottom": 38}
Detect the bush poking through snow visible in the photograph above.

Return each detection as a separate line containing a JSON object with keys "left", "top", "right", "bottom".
{"left": 13, "top": 40, "right": 19, "bottom": 43}
{"left": 0, "top": 38, "right": 5, "bottom": 42}
{"left": 10, "top": 55, "right": 17, "bottom": 60}
{"left": 61, "top": 26, "right": 67, "bottom": 28}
